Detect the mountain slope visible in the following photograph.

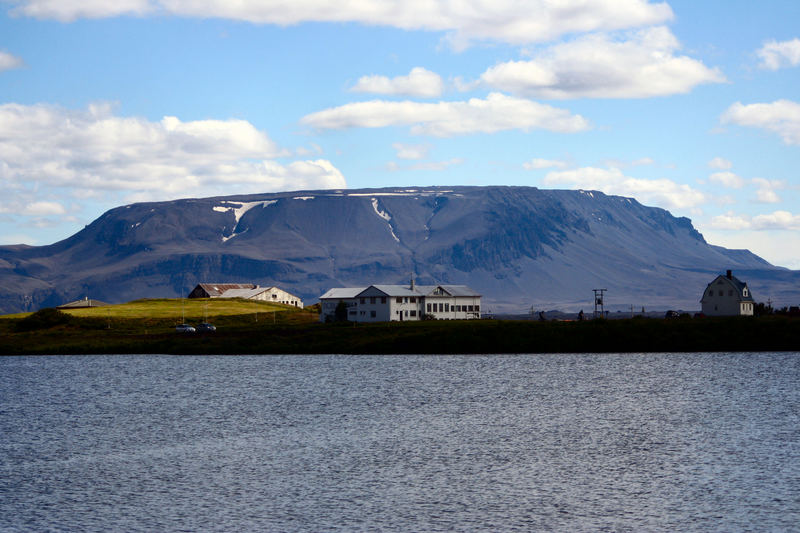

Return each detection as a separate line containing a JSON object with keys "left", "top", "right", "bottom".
{"left": 1, "top": 186, "right": 796, "bottom": 314}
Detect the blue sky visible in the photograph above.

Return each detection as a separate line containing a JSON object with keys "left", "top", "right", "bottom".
{"left": 1, "top": 0, "right": 799, "bottom": 268}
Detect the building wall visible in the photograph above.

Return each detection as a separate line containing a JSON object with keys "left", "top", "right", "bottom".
{"left": 252, "top": 287, "right": 304, "bottom": 308}
{"left": 321, "top": 291, "right": 481, "bottom": 322}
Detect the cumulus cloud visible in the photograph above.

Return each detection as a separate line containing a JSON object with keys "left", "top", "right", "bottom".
{"left": 708, "top": 157, "right": 732, "bottom": 170}
{"left": 301, "top": 93, "right": 591, "bottom": 137}
{"left": 478, "top": 26, "right": 725, "bottom": 99}
{"left": 351, "top": 68, "right": 443, "bottom": 98}
{"left": 542, "top": 166, "right": 706, "bottom": 209}
{"left": 8, "top": 0, "right": 673, "bottom": 47}
{"left": 709, "top": 171, "right": 745, "bottom": 189}
{"left": 757, "top": 38, "right": 800, "bottom": 70}
{"left": 0, "top": 102, "right": 346, "bottom": 215}
{"left": 752, "top": 177, "right": 784, "bottom": 204}
{"left": 710, "top": 211, "right": 800, "bottom": 231}
{"left": 0, "top": 51, "right": 24, "bottom": 72}
{"left": 721, "top": 100, "right": 800, "bottom": 145}
{"left": 523, "top": 158, "right": 568, "bottom": 170}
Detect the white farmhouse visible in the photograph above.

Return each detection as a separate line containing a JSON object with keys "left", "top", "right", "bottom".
{"left": 319, "top": 282, "right": 481, "bottom": 322}
{"left": 700, "top": 270, "right": 755, "bottom": 316}
{"left": 188, "top": 283, "right": 303, "bottom": 308}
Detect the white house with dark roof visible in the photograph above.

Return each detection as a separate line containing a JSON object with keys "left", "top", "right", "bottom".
{"left": 319, "top": 281, "right": 481, "bottom": 322}
{"left": 700, "top": 270, "right": 755, "bottom": 316}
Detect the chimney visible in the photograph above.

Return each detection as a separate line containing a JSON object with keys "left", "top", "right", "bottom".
{"left": 410, "top": 275, "right": 415, "bottom": 291}
{"left": 726, "top": 270, "right": 732, "bottom": 279}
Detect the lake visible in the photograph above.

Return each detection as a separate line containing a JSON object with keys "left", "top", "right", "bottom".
{"left": 1, "top": 353, "right": 798, "bottom": 531}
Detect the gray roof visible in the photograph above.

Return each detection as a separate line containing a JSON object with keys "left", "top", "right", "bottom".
{"left": 320, "top": 287, "right": 366, "bottom": 299}
{"left": 221, "top": 288, "right": 267, "bottom": 299}
{"left": 322, "top": 284, "right": 481, "bottom": 299}
{"left": 701, "top": 273, "right": 754, "bottom": 303}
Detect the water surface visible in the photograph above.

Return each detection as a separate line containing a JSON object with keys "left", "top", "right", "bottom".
{"left": 1, "top": 353, "right": 798, "bottom": 531}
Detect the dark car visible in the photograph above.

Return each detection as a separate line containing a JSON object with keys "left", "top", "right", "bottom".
{"left": 664, "top": 310, "right": 680, "bottom": 319}
{"left": 196, "top": 322, "right": 216, "bottom": 332}
{"left": 175, "top": 323, "right": 196, "bottom": 333}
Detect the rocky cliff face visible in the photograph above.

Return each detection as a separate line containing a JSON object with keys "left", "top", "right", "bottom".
{"left": 1, "top": 186, "right": 796, "bottom": 314}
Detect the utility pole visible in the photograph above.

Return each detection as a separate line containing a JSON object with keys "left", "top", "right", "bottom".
{"left": 593, "top": 289, "right": 607, "bottom": 319}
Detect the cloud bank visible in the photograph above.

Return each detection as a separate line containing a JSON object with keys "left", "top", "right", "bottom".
{"left": 479, "top": 27, "right": 725, "bottom": 99}
{"left": 9, "top": 0, "right": 673, "bottom": 47}
{"left": 0, "top": 103, "right": 346, "bottom": 215}
{"left": 542, "top": 166, "right": 706, "bottom": 210}
{"left": 301, "top": 93, "right": 591, "bottom": 136}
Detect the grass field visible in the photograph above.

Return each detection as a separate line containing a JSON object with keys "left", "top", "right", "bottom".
{"left": 1, "top": 298, "right": 799, "bottom": 355}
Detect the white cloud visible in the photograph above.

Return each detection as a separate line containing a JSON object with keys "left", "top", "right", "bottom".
{"left": 22, "top": 201, "right": 67, "bottom": 216}
{"left": 9, "top": 0, "right": 153, "bottom": 21}
{"left": 709, "top": 210, "right": 800, "bottom": 231}
{"left": 301, "top": 92, "right": 591, "bottom": 137}
{"left": 709, "top": 171, "right": 745, "bottom": 189}
{"left": 351, "top": 67, "right": 443, "bottom": 98}
{"left": 523, "top": 158, "right": 567, "bottom": 170}
{"left": 757, "top": 38, "right": 800, "bottom": 70}
{"left": 542, "top": 166, "right": 706, "bottom": 209}
{"left": 721, "top": 100, "right": 800, "bottom": 146}
{"left": 478, "top": 26, "right": 725, "bottom": 99}
{"left": 0, "top": 51, "right": 24, "bottom": 72}
{"left": 0, "top": 102, "right": 346, "bottom": 215}
{"left": 752, "top": 177, "right": 784, "bottom": 204}
{"left": 392, "top": 143, "right": 429, "bottom": 160}
{"left": 9, "top": 0, "right": 673, "bottom": 47}
{"left": 708, "top": 157, "right": 732, "bottom": 170}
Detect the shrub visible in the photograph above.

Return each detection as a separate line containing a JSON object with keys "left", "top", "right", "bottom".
{"left": 14, "top": 308, "right": 73, "bottom": 332}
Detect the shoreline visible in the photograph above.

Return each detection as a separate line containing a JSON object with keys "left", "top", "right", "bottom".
{"left": 2, "top": 315, "right": 799, "bottom": 355}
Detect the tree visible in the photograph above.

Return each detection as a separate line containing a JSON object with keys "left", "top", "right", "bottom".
{"left": 334, "top": 300, "right": 349, "bottom": 322}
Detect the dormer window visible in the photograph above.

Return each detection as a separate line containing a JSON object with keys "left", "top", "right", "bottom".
{"left": 743, "top": 288, "right": 748, "bottom": 297}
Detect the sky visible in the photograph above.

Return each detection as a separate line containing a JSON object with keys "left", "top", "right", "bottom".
{"left": 0, "top": 0, "right": 799, "bottom": 268}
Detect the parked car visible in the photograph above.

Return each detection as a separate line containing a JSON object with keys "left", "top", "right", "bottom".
{"left": 175, "top": 323, "right": 196, "bottom": 333}
{"left": 196, "top": 322, "right": 216, "bottom": 332}
{"left": 664, "top": 310, "right": 680, "bottom": 319}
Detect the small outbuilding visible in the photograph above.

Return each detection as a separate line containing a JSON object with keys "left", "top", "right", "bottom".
{"left": 700, "top": 270, "right": 755, "bottom": 316}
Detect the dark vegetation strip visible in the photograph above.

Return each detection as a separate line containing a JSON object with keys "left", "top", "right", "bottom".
{"left": 1, "top": 310, "right": 799, "bottom": 355}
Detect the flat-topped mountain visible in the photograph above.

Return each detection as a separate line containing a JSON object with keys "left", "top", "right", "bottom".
{"left": 1, "top": 186, "right": 797, "bottom": 314}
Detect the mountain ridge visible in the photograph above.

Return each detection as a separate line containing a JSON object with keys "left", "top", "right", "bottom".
{"left": 1, "top": 185, "right": 796, "bottom": 314}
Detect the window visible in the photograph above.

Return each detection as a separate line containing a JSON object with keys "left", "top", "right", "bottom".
{"left": 410, "top": 297, "right": 416, "bottom": 303}
{"left": 370, "top": 310, "right": 376, "bottom": 318}
{"left": 743, "top": 288, "right": 748, "bottom": 296}
{"left": 445, "top": 304, "right": 450, "bottom": 312}
{"left": 410, "top": 310, "right": 417, "bottom": 317}
{"left": 475, "top": 305, "right": 480, "bottom": 312}
{"left": 438, "top": 303, "right": 444, "bottom": 312}
{"left": 360, "top": 298, "right": 365, "bottom": 304}
{"left": 396, "top": 297, "right": 402, "bottom": 303}
{"left": 427, "top": 303, "right": 432, "bottom": 312}
{"left": 404, "top": 297, "right": 408, "bottom": 303}
{"left": 404, "top": 310, "right": 408, "bottom": 317}
{"left": 381, "top": 297, "right": 386, "bottom": 304}
{"left": 370, "top": 297, "right": 376, "bottom": 304}
{"left": 456, "top": 305, "right": 461, "bottom": 312}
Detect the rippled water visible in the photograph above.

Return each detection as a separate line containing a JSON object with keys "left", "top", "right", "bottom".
{"left": 1, "top": 353, "right": 799, "bottom": 531}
